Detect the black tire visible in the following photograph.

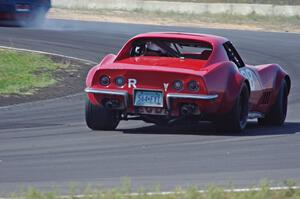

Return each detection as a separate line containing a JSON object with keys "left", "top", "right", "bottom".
{"left": 215, "top": 83, "right": 249, "bottom": 133}
{"left": 85, "top": 99, "right": 120, "bottom": 130}
{"left": 258, "top": 81, "right": 288, "bottom": 126}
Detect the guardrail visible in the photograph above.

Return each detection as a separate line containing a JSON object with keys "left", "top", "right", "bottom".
{"left": 52, "top": 0, "right": 300, "bottom": 17}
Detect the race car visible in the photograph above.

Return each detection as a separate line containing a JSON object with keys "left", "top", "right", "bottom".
{"left": 85, "top": 32, "right": 290, "bottom": 132}
{"left": 0, "top": 0, "right": 51, "bottom": 26}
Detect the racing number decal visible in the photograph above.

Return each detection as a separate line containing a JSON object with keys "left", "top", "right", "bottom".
{"left": 239, "top": 68, "right": 260, "bottom": 91}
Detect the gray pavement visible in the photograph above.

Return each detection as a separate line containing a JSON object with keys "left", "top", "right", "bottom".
{"left": 0, "top": 19, "right": 299, "bottom": 195}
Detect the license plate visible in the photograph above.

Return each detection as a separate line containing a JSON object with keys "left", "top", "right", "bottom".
{"left": 134, "top": 90, "right": 163, "bottom": 107}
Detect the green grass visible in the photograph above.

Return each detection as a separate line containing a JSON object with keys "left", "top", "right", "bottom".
{"left": 6, "top": 183, "right": 300, "bottom": 199}
{"left": 0, "top": 49, "right": 65, "bottom": 95}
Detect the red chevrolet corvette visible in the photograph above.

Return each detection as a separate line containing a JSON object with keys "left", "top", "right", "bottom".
{"left": 85, "top": 32, "right": 290, "bottom": 132}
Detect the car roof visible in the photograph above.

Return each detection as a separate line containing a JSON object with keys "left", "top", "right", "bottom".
{"left": 132, "top": 32, "right": 229, "bottom": 46}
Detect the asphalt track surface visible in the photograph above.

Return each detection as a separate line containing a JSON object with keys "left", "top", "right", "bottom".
{"left": 0, "top": 19, "right": 300, "bottom": 195}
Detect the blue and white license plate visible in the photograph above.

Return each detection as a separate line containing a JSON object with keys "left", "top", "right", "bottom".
{"left": 134, "top": 90, "right": 163, "bottom": 107}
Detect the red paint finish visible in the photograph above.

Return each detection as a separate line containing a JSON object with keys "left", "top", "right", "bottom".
{"left": 117, "top": 57, "right": 208, "bottom": 70}
{"left": 0, "top": 13, "right": 30, "bottom": 20}
{"left": 86, "top": 32, "right": 290, "bottom": 119}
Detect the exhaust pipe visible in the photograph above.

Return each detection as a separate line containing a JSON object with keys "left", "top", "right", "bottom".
{"left": 181, "top": 104, "right": 195, "bottom": 116}
{"left": 104, "top": 101, "right": 113, "bottom": 109}
{"left": 103, "top": 100, "right": 123, "bottom": 109}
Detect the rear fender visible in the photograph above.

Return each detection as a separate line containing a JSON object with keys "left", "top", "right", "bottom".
{"left": 86, "top": 54, "right": 116, "bottom": 105}
{"left": 99, "top": 54, "right": 116, "bottom": 66}
{"left": 256, "top": 64, "right": 290, "bottom": 111}
{"left": 86, "top": 54, "right": 116, "bottom": 87}
{"left": 203, "top": 61, "right": 247, "bottom": 115}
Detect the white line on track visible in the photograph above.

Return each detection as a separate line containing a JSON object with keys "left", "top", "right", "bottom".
{"left": 129, "top": 186, "right": 300, "bottom": 196}
{"left": 0, "top": 45, "right": 97, "bottom": 109}
{"left": 0, "top": 45, "right": 97, "bottom": 65}
{"left": 1, "top": 186, "right": 298, "bottom": 199}
{"left": 61, "top": 186, "right": 300, "bottom": 197}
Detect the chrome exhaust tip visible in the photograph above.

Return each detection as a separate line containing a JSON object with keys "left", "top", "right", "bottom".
{"left": 181, "top": 104, "right": 195, "bottom": 116}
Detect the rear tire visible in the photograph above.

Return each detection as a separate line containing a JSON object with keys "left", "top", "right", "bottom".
{"left": 258, "top": 80, "right": 288, "bottom": 126}
{"left": 85, "top": 99, "right": 120, "bottom": 130}
{"left": 215, "top": 83, "right": 249, "bottom": 133}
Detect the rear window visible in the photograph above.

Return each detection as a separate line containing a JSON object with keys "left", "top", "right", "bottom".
{"left": 130, "top": 38, "right": 213, "bottom": 60}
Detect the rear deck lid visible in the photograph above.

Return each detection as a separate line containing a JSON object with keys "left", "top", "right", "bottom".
{"left": 115, "top": 56, "right": 208, "bottom": 71}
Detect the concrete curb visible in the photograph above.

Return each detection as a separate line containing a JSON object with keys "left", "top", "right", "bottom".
{"left": 52, "top": 0, "right": 300, "bottom": 17}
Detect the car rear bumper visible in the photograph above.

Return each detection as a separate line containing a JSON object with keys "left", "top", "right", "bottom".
{"left": 0, "top": 13, "right": 31, "bottom": 20}
{"left": 85, "top": 87, "right": 220, "bottom": 116}
{"left": 0, "top": 3, "right": 31, "bottom": 20}
{"left": 0, "top": 1, "right": 51, "bottom": 19}
{"left": 85, "top": 88, "right": 129, "bottom": 107}
{"left": 166, "top": 93, "right": 218, "bottom": 107}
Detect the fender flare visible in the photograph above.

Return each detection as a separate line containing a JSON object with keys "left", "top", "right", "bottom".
{"left": 203, "top": 61, "right": 248, "bottom": 115}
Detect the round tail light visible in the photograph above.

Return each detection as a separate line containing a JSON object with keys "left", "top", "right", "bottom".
{"left": 188, "top": 80, "right": 199, "bottom": 92}
{"left": 173, "top": 80, "right": 183, "bottom": 91}
{"left": 115, "top": 76, "right": 126, "bottom": 87}
{"left": 100, "top": 75, "right": 110, "bottom": 86}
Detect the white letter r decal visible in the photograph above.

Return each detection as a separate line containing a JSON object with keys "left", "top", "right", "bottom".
{"left": 128, "top": 78, "right": 137, "bottom": 88}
